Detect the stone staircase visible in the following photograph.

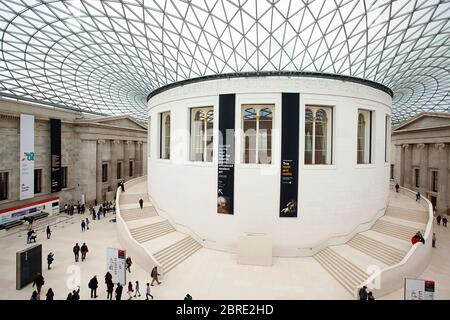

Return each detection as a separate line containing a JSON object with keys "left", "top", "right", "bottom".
{"left": 347, "top": 234, "right": 406, "bottom": 265}
{"left": 120, "top": 206, "right": 158, "bottom": 222}
{"left": 130, "top": 220, "right": 175, "bottom": 243}
{"left": 153, "top": 236, "right": 202, "bottom": 273}
{"left": 371, "top": 218, "right": 423, "bottom": 242}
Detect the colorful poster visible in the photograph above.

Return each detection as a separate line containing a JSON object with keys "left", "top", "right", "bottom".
{"left": 404, "top": 278, "right": 435, "bottom": 300}
{"left": 50, "top": 119, "right": 62, "bottom": 192}
{"left": 106, "top": 248, "right": 126, "bottom": 285}
{"left": 20, "top": 114, "right": 35, "bottom": 200}
{"left": 279, "top": 93, "right": 299, "bottom": 218}
{"left": 217, "top": 94, "right": 235, "bottom": 215}
{"left": 0, "top": 197, "right": 59, "bottom": 224}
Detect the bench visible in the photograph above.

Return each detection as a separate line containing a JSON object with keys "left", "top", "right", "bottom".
{"left": 32, "top": 212, "right": 50, "bottom": 221}
{"left": 0, "top": 220, "right": 24, "bottom": 230}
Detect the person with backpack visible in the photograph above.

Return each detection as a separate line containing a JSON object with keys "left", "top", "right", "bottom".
{"left": 88, "top": 276, "right": 99, "bottom": 299}
{"left": 81, "top": 243, "right": 89, "bottom": 261}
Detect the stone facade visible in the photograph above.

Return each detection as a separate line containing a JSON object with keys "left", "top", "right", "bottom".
{"left": 0, "top": 99, "right": 147, "bottom": 211}
{"left": 391, "top": 112, "right": 450, "bottom": 215}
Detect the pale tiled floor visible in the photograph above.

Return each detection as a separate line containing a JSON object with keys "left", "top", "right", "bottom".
{"left": 0, "top": 187, "right": 448, "bottom": 300}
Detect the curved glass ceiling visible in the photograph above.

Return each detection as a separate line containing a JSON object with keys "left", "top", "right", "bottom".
{"left": 0, "top": 0, "right": 449, "bottom": 123}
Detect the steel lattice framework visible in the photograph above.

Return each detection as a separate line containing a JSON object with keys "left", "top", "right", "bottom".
{"left": 0, "top": 0, "right": 449, "bottom": 123}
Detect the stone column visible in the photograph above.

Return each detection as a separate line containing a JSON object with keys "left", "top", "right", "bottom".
{"left": 96, "top": 139, "right": 105, "bottom": 202}
{"left": 394, "top": 145, "right": 403, "bottom": 184}
{"left": 111, "top": 140, "right": 120, "bottom": 188}
{"left": 135, "top": 141, "right": 143, "bottom": 177}
{"left": 402, "top": 144, "right": 412, "bottom": 188}
{"left": 417, "top": 143, "right": 428, "bottom": 196}
{"left": 436, "top": 143, "right": 449, "bottom": 215}
{"left": 124, "top": 141, "right": 131, "bottom": 180}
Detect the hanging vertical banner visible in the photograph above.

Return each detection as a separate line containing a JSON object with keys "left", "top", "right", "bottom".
{"left": 50, "top": 119, "right": 62, "bottom": 192}
{"left": 20, "top": 114, "right": 35, "bottom": 200}
{"left": 217, "top": 94, "right": 235, "bottom": 215}
{"left": 280, "top": 93, "right": 300, "bottom": 218}
{"left": 106, "top": 248, "right": 126, "bottom": 285}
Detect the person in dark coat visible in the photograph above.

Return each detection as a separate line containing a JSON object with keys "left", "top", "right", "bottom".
{"left": 73, "top": 243, "right": 80, "bottom": 262}
{"left": 358, "top": 286, "right": 368, "bottom": 300}
{"left": 32, "top": 273, "right": 45, "bottom": 294}
{"left": 125, "top": 257, "right": 132, "bottom": 273}
{"left": 115, "top": 283, "right": 123, "bottom": 300}
{"left": 416, "top": 191, "right": 421, "bottom": 201}
{"left": 46, "top": 225, "right": 52, "bottom": 239}
{"left": 27, "top": 229, "right": 33, "bottom": 244}
{"left": 139, "top": 198, "right": 144, "bottom": 210}
{"left": 47, "top": 252, "right": 54, "bottom": 270}
{"left": 105, "top": 272, "right": 112, "bottom": 285}
{"left": 443, "top": 216, "right": 448, "bottom": 227}
{"left": 395, "top": 183, "right": 399, "bottom": 193}
{"left": 86, "top": 217, "right": 90, "bottom": 230}
{"left": 88, "top": 276, "right": 99, "bottom": 299}
{"left": 81, "top": 220, "right": 86, "bottom": 232}
{"left": 106, "top": 281, "right": 114, "bottom": 300}
{"left": 368, "top": 292, "right": 375, "bottom": 300}
{"left": 71, "top": 287, "right": 80, "bottom": 300}
{"left": 30, "top": 291, "right": 38, "bottom": 300}
{"left": 437, "top": 215, "right": 442, "bottom": 225}
{"left": 46, "top": 288, "right": 54, "bottom": 300}
{"left": 81, "top": 243, "right": 89, "bottom": 261}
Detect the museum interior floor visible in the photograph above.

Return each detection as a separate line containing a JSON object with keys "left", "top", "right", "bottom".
{"left": 0, "top": 184, "right": 448, "bottom": 300}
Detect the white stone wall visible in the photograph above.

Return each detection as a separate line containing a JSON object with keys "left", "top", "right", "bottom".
{"left": 147, "top": 76, "right": 392, "bottom": 256}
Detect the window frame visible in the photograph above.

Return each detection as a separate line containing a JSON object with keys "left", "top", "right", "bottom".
{"left": 61, "top": 166, "right": 68, "bottom": 189}
{"left": 414, "top": 167, "right": 420, "bottom": 188}
{"left": 189, "top": 106, "right": 214, "bottom": 162}
{"left": 385, "top": 115, "right": 391, "bottom": 163}
{"left": 129, "top": 160, "right": 134, "bottom": 177}
{"left": 304, "top": 105, "right": 333, "bottom": 165}
{"left": 34, "top": 168, "right": 42, "bottom": 194}
{"left": 431, "top": 170, "right": 438, "bottom": 192}
{"left": 159, "top": 111, "right": 171, "bottom": 160}
{"left": 102, "top": 163, "right": 108, "bottom": 183}
{"left": 0, "top": 171, "right": 9, "bottom": 201}
{"left": 117, "top": 162, "right": 122, "bottom": 180}
{"left": 357, "top": 109, "right": 374, "bottom": 164}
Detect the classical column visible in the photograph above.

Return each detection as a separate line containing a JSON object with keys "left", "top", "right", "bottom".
{"left": 111, "top": 140, "right": 120, "bottom": 188}
{"left": 417, "top": 143, "right": 428, "bottom": 196}
{"left": 436, "top": 143, "right": 449, "bottom": 215}
{"left": 96, "top": 139, "right": 105, "bottom": 202}
{"left": 123, "top": 141, "right": 131, "bottom": 180}
{"left": 394, "top": 145, "right": 403, "bottom": 184}
{"left": 402, "top": 144, "right": 412, "bottom": 188}
{"left": 135, "top": 141, "right": 143, "bottom": 177}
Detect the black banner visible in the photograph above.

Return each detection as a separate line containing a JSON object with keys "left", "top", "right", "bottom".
{"left": 50, "top": 118, "right": 62, "bottom": 193}
{"left": 217, "top": 94, "right": 235, "bottom": 215}
{"left": 280, "top": 93, "right": 299, "bottom": 218}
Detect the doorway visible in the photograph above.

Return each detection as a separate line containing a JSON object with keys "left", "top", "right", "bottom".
{"left": 429, "top": 195, "right": 437, "bottom": 212}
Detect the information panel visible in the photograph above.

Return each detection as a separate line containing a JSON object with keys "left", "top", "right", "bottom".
{"left": 279, "top": 93, "right": 299, "bottom": 218}
{"left": 50, "top": 118, "right": 62, "bottom": 192}
{"left": 20, "top": 114, "right": 35, "bottom": 200}
{"left": 217, "top": 94, "right": 235, "bottom": 215}
{"left": 106, "top": 248, "right": 126, "bottom": 285}
{"left": 404, "top": 278, "right": 435, "bottom": 300}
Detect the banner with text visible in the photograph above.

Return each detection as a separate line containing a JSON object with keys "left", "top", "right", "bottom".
{"left": 20, "top": 114, "right": 35, "bottom": 200}
{"left": 217, "top": 94, "right": 235, "bottom": 215}
{"left": 50, "top": 119, "right": 62, "bottom": 192}
{"left": 106, "top": 248, "right": 126, "bottom": 285}
{"left": 279, "top": 93, "right": 299, "bottom": 218}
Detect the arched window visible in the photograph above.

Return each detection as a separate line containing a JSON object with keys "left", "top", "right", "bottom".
{"left": 357, "top": 110, "right": 372, "bottom": 164}
{"left": 242, "top": 105, "right": 273, "bottom": 164}
{"left": 304, "top": 106, "right": 332, "bottom": 164}
{"left": 160, "top": 112, "right": 170, "bottom": 159}
{"left": 190, "top": 107, "right": 214, "bottom": 162}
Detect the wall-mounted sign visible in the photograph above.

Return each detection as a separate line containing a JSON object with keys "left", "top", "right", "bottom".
{"left": 217, "top": 94, "right": 235, "bottom": 215}
{"left": 20, "top": 114, "right": 35, "bottom": 200}
{"left": 279, "top": 93, "right": 299, "bottom": 218}
{"left": 404, "top": 278, "right": 435, "bottom": 300}
{"left": 50, "top": 118, "right": 62, "bottom": 192}
{"left": 106, "top": 248, "right": 126, "bottom": 285}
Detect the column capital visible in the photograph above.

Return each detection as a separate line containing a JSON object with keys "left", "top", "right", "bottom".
{"left": 136, "top": 141, "right": 143, "bottom": 145}
{"left": 97, "top": 139, "right": 106, "bottom": 144}
{"left": 112, "top": 140, "right": 121, "bottom": 145}
{"left": 435, "top": 143, "right": 447, "bottom": 151}
{"left": 417, "top": 143, "right": 427, "bottom": 149}
{"left": 125, "top": 141, "right": 132, "bottom": 145}
{"left": 402, "top": 144, "right": 410, "bottom": 149}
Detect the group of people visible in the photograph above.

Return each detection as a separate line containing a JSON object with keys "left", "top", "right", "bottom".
{"left": 73, "top": 242, "right": 89, "bottom": 262}
{"left": 436, "top": 215, "right": 448, "bottom": 227}
{"left": 411, "top": 231, "right": 425, "bottom": 245}
{"left": 26, "top": 229, "right": 37, "bottom": 244}
{"left": 358, "top": 286, "right": 375, "bottom": 300}
{"left": 64, "top": 203, "right": 86, "bottom": 215}
{"left": 90, "top": 202, "right": 115, "bottom": 221}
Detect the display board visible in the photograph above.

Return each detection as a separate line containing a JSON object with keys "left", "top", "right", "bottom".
{"left": 16, "top": 244, "right": 42, "bottom": 290}
{"left": 20, "top": 114, "right": 35, "bottom": 200}
{"left": 279, "top": 93, "right": 300, "bottom": 218}
{"left": 404, "top": 278, "right": 435, "bottom": 300}
{"left": 50, "top": 118, "right": 62, "bottom": 192}
{"left": 0, "top": 197, "right": 59, "bottom": 224}
{"left": 217, "top": 94, "right": 235, "bottom": 215}
{"left": 106, "top": 248, "right": 126, "bottom": 285}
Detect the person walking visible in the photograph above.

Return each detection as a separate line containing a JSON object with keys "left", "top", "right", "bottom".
{"left": 106, "top": 281, "right": 114, "bottom": 300}
{"left": 443, "top": 216, "right": 448, "bottom": 227}
{"left": 81, "top": 242, "right": 89, "bottom": 261}
{"left": 145, "top": 283, "right": 153, "bottom": 300}
{"left": 151, "top": 266, "right": 161, "bottom": 286}
{"left": 27, "top": 229, "right": 33, "bottom": 244}
{"left": 81, "top": 219, "right": 86, "bottom": 232}
{"left": 97, "top": 209, "right": 100, "bottom": 220}
{"left": 127, "top": 281, "right": 134, "bottom": 300}
{"left": 115, "top": 283, "right": 123, "bottom": 300}
{"left": 73, "top": 243, "right": 80, "bottom": 262}
{"left": 134, "top": 281, "right": 141, "bottom": 297}
{"left": 32, "top": 273, "right": 45, "bottom": 295}
{"left": 395, "top": 183, "right": 399, "bottom": 193}
{"left": 437, "top": 215, "right": 442, "bottom": 225}
{"left": 46, "top": 226, "right": 51, "bottom": 239}
{"left": 88, "top": 276, "right": 99, "bottom": 299}
{"left": 416, "top": 191, "right": 421, "bottom": 201}
{"left": 125, "top": 257, "right": 132, "bottom": 273}
{"left": 368, "top": 292, "right": 375, "bottom": 300}
{"left": 121, "top": 180, "right": 125, "bottom": 192}
{"left": 29, "top": 229, "right": 37, "bottom": 243}
{"left": 139, "top": 198, "right": 144, "bottom": 210}
{"left": 46, "top": 288, "right": 54, "bottom": 300}
{"left": 47, "top": 252, "right": 54, "bottom": 270}
{"left": 358, "top": 286, "right": 368, "bottom": 300}
{"left": 432, "top": 233, "right": 437, "bottom": 248}
{"left": 86, "top": 217, "right": 90, "bottom": 230}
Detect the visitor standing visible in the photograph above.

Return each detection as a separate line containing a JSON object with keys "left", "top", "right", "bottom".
{"left": 151, "top": 266, "right": 161, "bottom": 286}
{"left": 46, "top": 226, "right": 51, "bottom": 239}
{"left": 73, "top": 243, "right": 80, "bottom": 262}
{"left": 115, "top": 283, "right": 123, "bottom": 300}
{"left": 45, "top": 288, "right": 54, "bottom": 300}
{"left": 32, "top": 273, "right": 45, "bottom": 295}
{"left": 145, "top": 283, "right": 153, "bottom": 300}
{"left": 81, "top": 220, "right": 86, "bottom": 232}
{"left": 395, "top": 183, "right": 399, "bottom": 193}
{"left": 88, "top": 276, "right": 99, "bottom": 299}
{"left": 432, "top": 233, "right": 437, "bottom": 248}
{"left": 134, "top": 281, "right": 141, "bottom": 297}
{"left": 125, "top": 257, "right": 132, "bottom": 273}
{"left": 437, "top": 215, "right": 442, "bottom": 225}
{"left": 358, "top": 286, "right": 368, "bottom": 300}
{"left": 81, "top": 242, "right": 89, "bottom": 261}
{"left": 105, "top": 272, "right": 112, "bottom": 285}
{"left": 47, "top": 252, "right": 54, "bottom": 270}
{"left": 127, "top": 281, "right": 134, "bottom": 300}
{"left": 27, "top": 229, "right": 33, "bottom": 244}
{"left": 106, "top": 281, "right": 114, "bottom": 300}
{"left": 86, "top": 217, "right": 90, "bottom": 230}
{"left": 139, "top": 198, "right": 144, "bottom": 210}
{"left": 30, "top": 291, "right": 38, "bottom": 300}
{"left": 443, "top": 216, "right": 448, "bottom": 227}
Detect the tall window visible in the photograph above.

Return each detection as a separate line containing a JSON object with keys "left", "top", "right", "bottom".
{"left": 61, "top": 166, "right": 68, "bottom": 189}
{"left": 102, "top": 164, "right": 108, "bottom": 183}
{"left": 148, "top": 116, "right": 151, "bottom": 158}
{"left": 34, "top": 169, "right": 42, "bottom": 194}
{"left": 305, "top": 106, "right": 333, "bottom": 164}
{"left": 129, "top": 160, "right": 134, "bottom": 177}
{"left": 190, "top": 107, "right": 214, "bottom": 162}
{"left": 117, "top": 162, "right": 122, "bottom": 179}
{"left": 242, "top": 105, "right": 273, "bottom": 164}
{"left": 160, "top": 112, "right": 170, "bottom": 159}
{"left": 385, "top": 115, "right": 391, "bottom": 162}
{"left": 390, "top": 164, "right": 394, "bottom": 180}
{"left": 414, "top": 168, "right": 420, "bottom": 188}
{"left": 0, "top": 172, "right": 8, "bottom": 201}
{"left": 432, "top": 171, "right": 438, "bottom": 192}
{"left": 357, "top": 110, "right": 373, "bottom": 164}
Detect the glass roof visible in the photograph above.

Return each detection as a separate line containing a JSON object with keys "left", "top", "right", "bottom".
{"left": 0, "top": 0, "right": 449, "bottom": 123}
